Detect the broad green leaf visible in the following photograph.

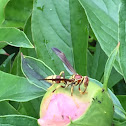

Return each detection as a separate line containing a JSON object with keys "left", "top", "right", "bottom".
{"left": 24, "top": 16, "right": 33, "bottom": 44}
{"left": 87, "top": 50, "right": 93, "bottom": 77}
{"left": 18, "top": 97, "right": 42, "bottom": 118}
{"left": 0, "top": 27, "right": 34, "bottom": 48}
{"left": 0, "top": 101, "right": 19, "bottom": 115}
{"left": 118, "top": 0, "right": 126, "bottom": 81}
{"left": 89, "top": 25, "right": 97, "bottom": 41}
{"left": 117, "top": 95, "right": 126, "bottom": 112}
{"left": 0, "top": 55, "right": 7, "bottom": 65}
{"left": 32, "top": 0, "right": 88, "bottom": 75}
{"left": 1, "top": 0, "right": 33, "bottom": 28}
{"left": 90, "top": 42, "right": 122, "bottom": 87}
{"left": 79, "top": 0, "right": 122, "bottom": 74}
{"left": 9, "top": 101, "right": 20, "bottom": 110}
{"left": 0, "top": 42, "right": 7, "bottom": 49}
{"left": 0, "top": 49, "right": 9, "bottom": 55}
{"left": 0, "top": 70, "right": 45, "bottom": 102}
{"left": 0, "top": 0, "right": 9, "bottom": 25}
{"left": 103, "top": 43, "right": 120, "bottom": 90}
{"left": 0, "top": 115, "right": 38, "bottom": 126}
{"left": 21, "top": 16, "right": 37, "bottom": 58}
{"left": 32, "top": 0, "right": 72, "bottom": 75}
{"left": 69, "top": 0, "right": 89, "bottom": 75}
{"left": 113, "top": 80, "right": 126, "bottom": 95}
{"left": 114, "top": 120, "right": 126, "bottom": 126}
{"left": 21, "top": 55, "right": 54, "bottom": 90}
{"left": 11, "top": 52, "right": 23, "bottom": 76}
{"left": 11, "top": 16, "right": 36, "bottom": 77}
{"left": 0, "top": 53, "right": 14, "bottom": 73}
{"left": 17, "top": 104, "right": 28, "bottom": 116}
{"left": 108, "top": 68, "right": 123, "bottom": 88}
{"left": 91, "top": 43, "right": 107, "bottom": 81}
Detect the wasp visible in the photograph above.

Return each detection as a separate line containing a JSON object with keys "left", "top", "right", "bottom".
{"left": 42, "top": 48, "right": 89, "bottom": 96}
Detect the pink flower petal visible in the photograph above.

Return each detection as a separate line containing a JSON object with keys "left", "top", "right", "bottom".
{"left": 38, "top": 93, "right": 90, "bottom": 126}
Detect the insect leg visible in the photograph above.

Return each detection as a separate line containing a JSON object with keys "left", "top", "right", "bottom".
{"left": 84, "top": 76, "right": 89, "bottom": 87}
{"left": 78, "top": 78, "right": 85, "bottom": 94}
{"left": 81, "top": 86, "right": 87, "bottom": 94}
{"left": 70, "top": 80, "right": 78, "bottom": 96}
{"left": 81, "top": 76, "right": 89, "bottom": 94}
{"left": 64, "top": 81, "right": 73, "bottom": 88}
{"left": 52, "top": 85, "right": 65, "bottom": 93}
{"left": 48, "top": 83, "right": 55, "bottom": 90}
{"left": 71, "top": 85, "right": 74, "bottom": 96}
{"left": 59, "top": 71, "right": 65, "bottom": 78}
{"left": 48, "top": 71, "right": 65, "bottom": 90}
{"left": 59, "top": 71, "right": 68, "bottom": 84}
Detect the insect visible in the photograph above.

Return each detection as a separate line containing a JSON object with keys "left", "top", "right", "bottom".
{"left": 42, "top": 48, "right": 89, "bottom": 96}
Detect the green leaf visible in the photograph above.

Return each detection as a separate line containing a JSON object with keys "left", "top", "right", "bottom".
{"left": 21, "top": 16, "right": 37, "bottom": 58}
{"left": 21, "top": 55, "right": 54, "bottom": 90}
{"left": 0, "top": 115, "right": 38, "bottom": 126}
{"left": 0, "top": 42, "right": 7, "bottom": 49}
{"left": 89, "top": 25, "right": 97, "bottom": 41}
{"left": 24, "top": 16, "right": 33, "bottom": 44}
{"left": 1, "top": 0, "right": 33, "bottom": 28}
{"left": 0, "top": 53, "right": 14, "bottom": 73}
{"left": 103, "top": 43, "right": 120, "bottom": 91}
{"left": 114, "top": 120, "right": 126, "bottom": 126}
{"left": 87, "top": 50, "right": 93, "bottom": 77}
{"left": 18, "top": 97, "right": 42, "bottom": 118}
{"left": 90, "top": 43, "right": 107, "bottom": 81}
{"left": 90, "top": 43, "right": 122, "bottom": 87}
{"left": 0, "top": 27, "right": 34, "bottom": 48}
{"left": 0, "top": 0, "right": 9, "bottom": 25}
{"left": 32, "top": 0, "right": 88, "bottom": 75}
{"left": 117, "top": 95, "right": 126, "bottom": 112}
{"left": 0, "top": 49, "right": 9, "bottom": 56}
{"left": 108, "top": 68, "right": 123, "bottom": 88}
{"left": 9, "top": 101, "right": 20, "bottom": 110}
{"left": 0, "top": 101, "right": 19, "bottom": 115}
{"left": 79, "top": 0, "right": 122, "bottom": 74}
{"left": 113, "top": 80, "right": 126, "bottom": 95}
{"left": 118, "top": 0, "right": 126, "bottom": 81}
{"left": 69, "top": 0, "right": 89, "bottom": 75}
{"left": 11, "top": 52, "right": 23, "bottom": 76}
{"left": 0, "top": 70, "right": 45, "bottom": 102}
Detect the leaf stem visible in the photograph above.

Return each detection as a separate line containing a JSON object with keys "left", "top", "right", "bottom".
{"left": 103, "top": 42, "right": 120, "bottom": 91}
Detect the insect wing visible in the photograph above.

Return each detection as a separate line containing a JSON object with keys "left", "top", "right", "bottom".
{"left": 52, "top": 48, "right": 77, "bottom": 74}
{"left": 63, "top": 63, "right": 74, "bottom": 75}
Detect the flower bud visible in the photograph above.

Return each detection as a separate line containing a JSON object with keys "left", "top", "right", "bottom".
{"left": 38, "top": 79, "right": 114, "bottom": 126}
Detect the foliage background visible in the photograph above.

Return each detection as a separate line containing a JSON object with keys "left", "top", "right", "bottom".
{"left": 0, "top": 0, "right": 126, "bottom": 125}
